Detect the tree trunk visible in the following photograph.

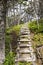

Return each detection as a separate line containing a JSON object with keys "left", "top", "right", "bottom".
{"left": 0, "top": 0, "right": 7, "bottom": 64}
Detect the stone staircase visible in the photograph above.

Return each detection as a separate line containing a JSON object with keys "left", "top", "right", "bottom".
{"left": 15, "top": 23, "right": 36, "bottom": 65}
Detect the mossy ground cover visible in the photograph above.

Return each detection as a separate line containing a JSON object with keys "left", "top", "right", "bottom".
{"left": 31, "top": 33, "right": 43, "bottom": 48}
{"left": 28, "top": 19, "right": 43, "bottom": 48}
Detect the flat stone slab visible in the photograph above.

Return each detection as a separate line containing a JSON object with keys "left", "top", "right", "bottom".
{"left": 20, "top": 35, "right": 30, "bottom": 37}
{"left": 15, "top": 57, "right": 36, "bottom": 62}
{"left": 18, "top": 39, "right": 31, "bottom": 42}
{"left": 19, "top": 44, "right": 32, "bottom": 47}
{"left": 19, "top": 50, "right": 33, "bottom": 53}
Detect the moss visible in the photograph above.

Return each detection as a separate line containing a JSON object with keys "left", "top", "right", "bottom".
{"left": 32, "top": 33, "right": 43, "bottom": 48}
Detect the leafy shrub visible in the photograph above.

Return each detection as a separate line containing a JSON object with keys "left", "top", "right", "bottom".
{"left": 28, "top": 19, "right": 43, "bottom": 33}
{"left": 33, "top": 34, "right": 40, "bottom": 41}
{"left": 38, "top": 25, "right": 43, "bottom": 33}
{"left": 28, "top": 20, "right": 38, "bottom": 33}
{"left": 32, "top": 33, "right": 43, "bottom": 47}
{"left": 3, "top": 52, "right": 15, "bottom": 65}
{"left": 6, "top": 24, "right": 22, "bottom": 35}
{"left": 5, "top": 35, "right": 12, "bottom": 55}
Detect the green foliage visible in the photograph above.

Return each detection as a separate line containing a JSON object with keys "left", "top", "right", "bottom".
{"left": 28, "top": 19, "right": 43, "bottom": 48}
{"left": 28, "top": 20, "right": 38, "bottom": 33}
{"left": 32, "top": 33, "right": 43, "bottom": 47}
{"left": 6, "top": 24, "right": 22, "bottom": 35}
{"left": 28, "top": 19, "right": 43, "bottom": 33}
{"left": 38, "top": 19, "right": 43, "bottom": 32}
{"left": 33, "top": 34, "right": 40, "bottom": 41}
{"left": 5, "top": 35, "right": 11, "bottom": 55}
{"left": 3, "top": 52, "right": 15, "bottom": 65}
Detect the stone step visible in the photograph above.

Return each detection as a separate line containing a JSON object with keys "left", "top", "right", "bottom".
{"left": 20, "top": 33, "right": 30, "bottom": 35}
{"left": 18, "top": 41, "right": 32, "bottom": 45}
{"left": 20, "top": 37, "right": 30, "bottom": 39}
{"left": 21, "top": 27, "right": 28, "bottom": 28}
{"left": 15, "top": 57, "right": 35, "bottom": 62}
{"left": 20, "top": 36, "right": 29, "bottom": 38}
{"left": 18, "top": 39, "right": 31, "bottom": 42}
{"left": 17, "top": 47, "right": 33, "bottom": 52}
{"left": 21, "top": 29, "right": 29, "bottom": 32}
{"left": 19, "top": 50, "right": 33, "bottom": 53}
{"left": 20, "top": 37, "right": 31, "bottom": 40}
{"left": 20, "top": 33, "right": 31, "bottom": 36}
{"left": 20, "top": 35, "right": 30, "bottom": 37}
{"left": 21, "top": 29, "right": 28, "bottom": 31}
{"left": 21, "top": 27, "right": 28, "bottom": 29}
{"left": 21, "top": 31, "right": 30, "bottom": 34}
{"left": 18, "top": 41, "right": 31, "bottom": 44}
{"left": 19, "top": 44, "right": 32, "bottom": 47}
